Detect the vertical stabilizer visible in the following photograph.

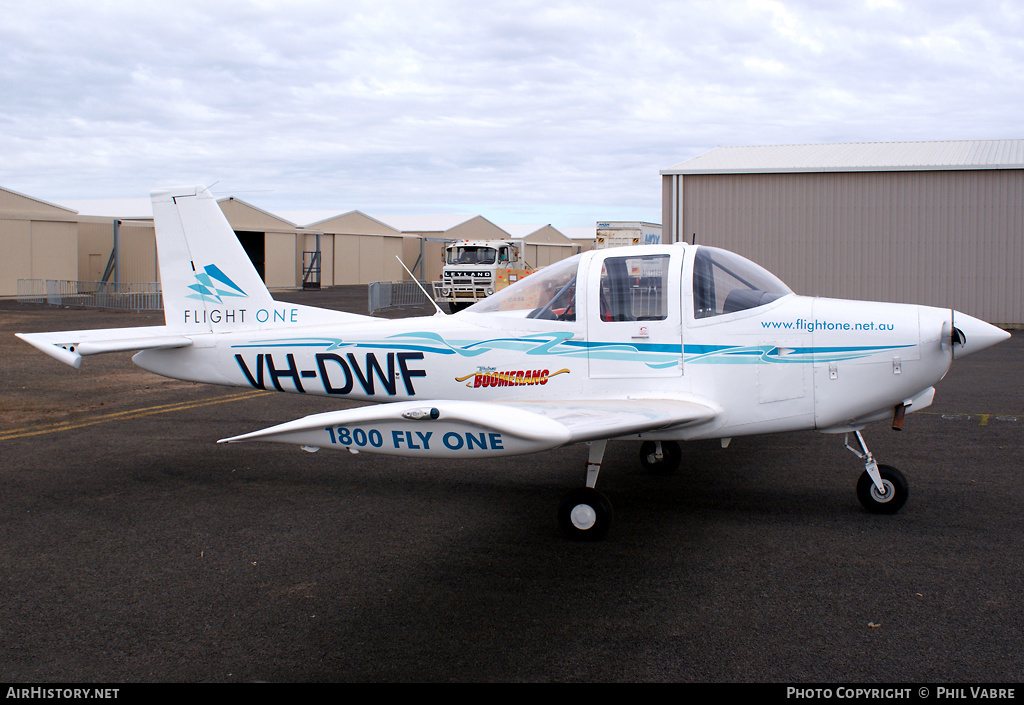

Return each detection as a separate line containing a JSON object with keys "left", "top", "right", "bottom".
{"left": 153, "top": 186, "right": 278, "bottom": 332}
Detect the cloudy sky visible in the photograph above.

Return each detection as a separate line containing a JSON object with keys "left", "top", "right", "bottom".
{"left": 1, "top": 0, "right": 1021, "bottom": 228}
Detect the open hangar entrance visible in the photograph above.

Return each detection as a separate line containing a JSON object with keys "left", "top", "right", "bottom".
{"left": 233, "top": 231, "right": 266, "bottom": 282}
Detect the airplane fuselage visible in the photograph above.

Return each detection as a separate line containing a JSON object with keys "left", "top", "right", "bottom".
{"left": 134, "top": 289, "right": 955, "bottom": 444}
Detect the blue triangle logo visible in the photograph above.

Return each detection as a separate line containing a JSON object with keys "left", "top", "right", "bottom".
{"left": 186, "top": 265, "right": 247, "bottom": 304}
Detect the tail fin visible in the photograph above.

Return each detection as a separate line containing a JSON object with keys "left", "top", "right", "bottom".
{"left": 153, "top": 186, "right": 362, "bottom": 332}
{"left": 153, "top": 186, "right": 279, "bottom": 332}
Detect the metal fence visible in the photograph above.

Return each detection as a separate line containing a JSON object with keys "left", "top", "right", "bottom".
{"left": 368, "top": 280, "right": 432, "bottom": 315}
{"left": 18, "top": 279, "right": 163, "bottom": 311}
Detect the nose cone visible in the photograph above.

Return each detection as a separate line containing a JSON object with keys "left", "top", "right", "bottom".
{"left": 952, "top": 311, "right": 1011, "bottom": 358}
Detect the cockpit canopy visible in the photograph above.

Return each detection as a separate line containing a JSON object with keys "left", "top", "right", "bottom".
{"left": 465, "top": 246, "right": 792, "bottom": 321}
{"left": 691, "top": 246, "right": 791, "bottom": 318}
{"left": 469, "top": 254, "right": 579, "bottom": 318}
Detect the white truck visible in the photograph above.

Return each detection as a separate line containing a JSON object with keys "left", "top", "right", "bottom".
{"left": 595, "top": 221, "right": 662, "bottom": 249}
{"left": 433, "top": 240, "right": 535, "bottom": 311}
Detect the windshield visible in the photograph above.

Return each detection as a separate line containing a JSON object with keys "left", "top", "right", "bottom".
{"left": 447, "top": 246, "right": 497, "bottom": 265}
{"left": 467, "top": 254, "right": 580, "bottom": 319}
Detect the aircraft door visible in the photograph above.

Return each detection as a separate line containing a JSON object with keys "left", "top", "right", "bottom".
{"left": 587, "top": 251, "right": 683, "bottom": 379}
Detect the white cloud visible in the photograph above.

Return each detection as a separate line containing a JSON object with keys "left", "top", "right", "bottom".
{"left": 0, "top": 0, "right": 1021, "bottom": 227}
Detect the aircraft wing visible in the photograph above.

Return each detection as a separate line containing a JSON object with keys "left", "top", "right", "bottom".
{"left": 219, "top": 397, "right": 719, "bottom": 457}
{"left": 15, "top": 327, "right": 193, "bottom": 368}
{"left": 499, "top": 399, "right": 719, "bottom": 444}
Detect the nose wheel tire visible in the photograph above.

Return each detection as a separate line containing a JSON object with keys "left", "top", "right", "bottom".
{"left": 856, "top": 464, "right": 908, "bottom": 514}
{"left": 558, "top": 488, "right": 613, "bottom": 541}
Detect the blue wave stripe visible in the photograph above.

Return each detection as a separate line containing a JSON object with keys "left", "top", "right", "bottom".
{"left": 230, "top": 332, "right": 913, "bottom": 365}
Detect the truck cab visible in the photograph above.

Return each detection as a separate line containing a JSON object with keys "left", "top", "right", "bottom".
{"left": 434, "top": 240, "right": 534, "bottom": 311}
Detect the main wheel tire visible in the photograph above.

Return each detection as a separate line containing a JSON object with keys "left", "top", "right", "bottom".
{"left": 856, "top": 464, "right": 908, "bottom": 514}
{"left": 558, "top": 488, "right": 613, "bottom": 541}
{"left": 639, "top": 440, "right": 682, "bottom": 475}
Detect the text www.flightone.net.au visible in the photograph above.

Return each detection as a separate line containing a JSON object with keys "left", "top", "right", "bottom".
{"left": 762, "top": 318, "right": 895, "bottom": 332}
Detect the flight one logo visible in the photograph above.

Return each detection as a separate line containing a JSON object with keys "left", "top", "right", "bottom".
{"left": 182, "top": 263, "right": 298, "bottom": 325}
{"left": 187, "top": 264, "right": 247, "bottom": 303}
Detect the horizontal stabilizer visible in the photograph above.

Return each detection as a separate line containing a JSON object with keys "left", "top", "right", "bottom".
{"left": 219, "top": 397, "right": 718, "bottom": 458}
{"left": 16, "top": 327, "right": 192, "bottom": 368}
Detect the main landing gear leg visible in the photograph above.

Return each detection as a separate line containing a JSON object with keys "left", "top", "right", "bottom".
{"left": 845, "top": 431, "right": 909, "bottom": 514}
{"left": 558, "top": 440, "right": 614, "bottom": 541}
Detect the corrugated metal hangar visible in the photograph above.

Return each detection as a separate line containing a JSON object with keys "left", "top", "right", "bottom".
{"left": 0, "top": 187, "right": 579, "bottom": 298}
{"left": 662, "top": 139, "right": 1024, "bottom": 326}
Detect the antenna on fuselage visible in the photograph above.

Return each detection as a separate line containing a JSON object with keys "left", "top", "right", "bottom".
{"left": 396, "top": 256, "right": 446, "bottom": 316}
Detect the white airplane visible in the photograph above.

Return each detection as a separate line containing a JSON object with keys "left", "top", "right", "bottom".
{"left": 17, "top": 185, "right": 1010, "bottom": 540}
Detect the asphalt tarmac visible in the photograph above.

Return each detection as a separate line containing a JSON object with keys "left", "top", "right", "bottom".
{"left": 2, "top": 289, "right": 1022, "bottom": 683}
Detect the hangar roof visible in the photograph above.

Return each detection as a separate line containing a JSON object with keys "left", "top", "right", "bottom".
{"left": 661, "top": 139, "right": 1024, "bottom": 175}
{"left": 500, "top": 223, "right": 575, "bottom": 245}
{"left": 2, "top": 186, "right": 80, "bottom": 216}
{"left": 54, "top": 197, "right": 153, "bottom": 219}
{"left": 280, "top": 210, "right": 403, "bottom": 236}
{"left": 375, "top": 214, "right": 489, "bottom": 233}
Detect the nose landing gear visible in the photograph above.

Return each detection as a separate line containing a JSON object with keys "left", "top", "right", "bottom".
{"left": 845, "top": 431, "right": 909, "bottom": 514}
